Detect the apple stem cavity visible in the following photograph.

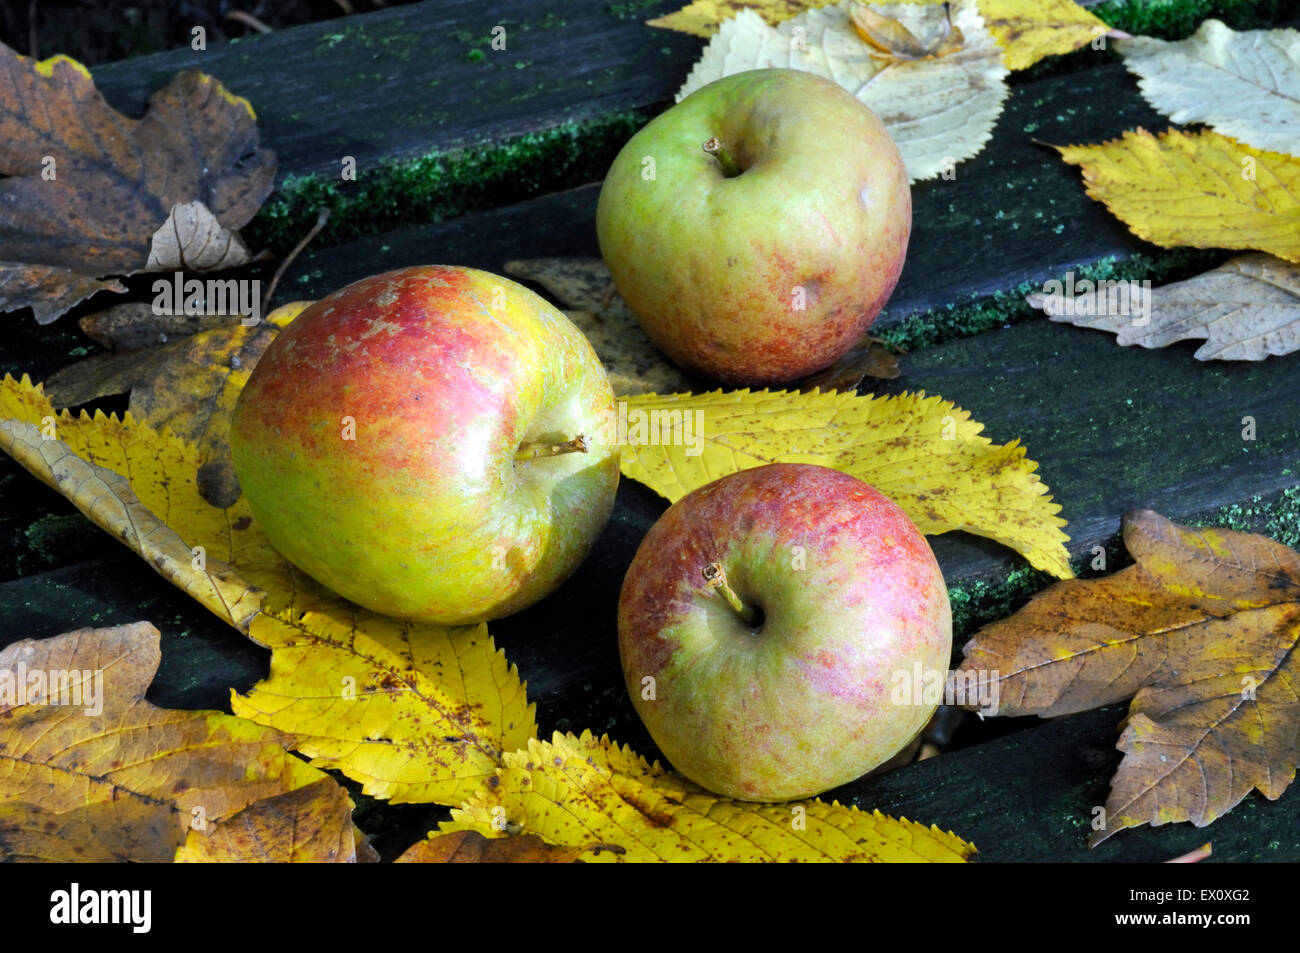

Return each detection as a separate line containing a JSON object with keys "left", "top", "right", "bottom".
{"left": 702, "top": 137, "right": 742, "bottom": 178}
{"left": 516, "top": 434, "right": 589, "bottom": 460}
{"left": 702, "top": 562, "right": 761, "bottom": 627}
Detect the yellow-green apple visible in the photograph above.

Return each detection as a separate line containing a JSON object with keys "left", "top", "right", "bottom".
{"left": 596, "top": 68, "right": 911, "bottom": 386}
{"left": 230, "top": 265, "right": 620, "bottom": 625}
{"left": 618, "top": 463, "right": 950, "bottom": 801}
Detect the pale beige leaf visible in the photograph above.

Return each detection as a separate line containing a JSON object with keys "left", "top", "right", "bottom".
{"left": 1117, "top": 20, "right": 1300, "bottom": 157}
{"left": 1029, "top": 253, "right": 1300, "bottom": 360}
{"left": 146, "top": 200, "right": 252, "bottom": 271}
{"left": 676, "top": 1, "right": 1008, "bottom": 183}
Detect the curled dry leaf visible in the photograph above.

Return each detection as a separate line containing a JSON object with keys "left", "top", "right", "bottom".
{"left": 1028, "top": 252, "right": 1300, "bottom": 361}
{"left": 618, "top": 388, "right": 1072, "bottom": 578}
{"left": 0, "top": 418, "right": 263, "bottom": 631}
{"left": 174, "top": 778, "right": 359, "bottom": 863}
{"left": 0, "top": 47, "right": 275, "bottom": 323}
{"left": 0, "top": 622, "right": 327, "bottom": 863}
{"left": 1049, "top": 128, "right": 1300, "bottom": 264}
{"left": 1117, "top": 20, "right": 1300, "bottom": 157}
{"left": 676, "top": 1, "right": 1008, "bottom": 183}
{"left": 442, "top": 732, "right": 976, "bottom": 862}
{"left": 958, "top": 510, "right": 1300, "bottom": 845}
{"left": 146, "top": 200, "right": 253, "bottom": 272}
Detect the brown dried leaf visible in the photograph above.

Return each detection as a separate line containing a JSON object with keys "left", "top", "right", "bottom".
{"left": 0, "top": 622, "right": 327, "bottom": 862}
{"left": 959, "top": 509, "right": 1300, "bottom": 845}
{"left": 174, "top": 778, "right": 358, "bottom": 863}
{"left": 0, "top": 48, "right": 275, "bottom": 323}
{"left": 0, "top": 419, "right": 263, "bottom": 630}
{"left": 78, "top": 302, "right": 230, "bottom": 351}
{"left": 396, "top": 830, "right": 600, "bottom": 863}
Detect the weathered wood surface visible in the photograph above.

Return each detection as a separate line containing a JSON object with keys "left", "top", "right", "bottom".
{"left": 2, "top": 0, "right": 1298, "bottom": 862}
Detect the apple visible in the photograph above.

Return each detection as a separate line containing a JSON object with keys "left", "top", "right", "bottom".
{"left": 617, "top": 463, "right": 950, "bottom": 801}
{"left": 230, "top": 265, "right": 621, "bottom": 625}
{"left": 596, "top": 68, "right": 911, "bottom": 386}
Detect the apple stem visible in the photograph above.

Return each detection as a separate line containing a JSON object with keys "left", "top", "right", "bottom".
{"left": 702, "top": 562, "right": 760, "bottom": 627}
{"left": 516, "top": 434, "right": 589, "bottom": 460}
{"left": 702, "top": 137, "right": 741, "bottom": 178}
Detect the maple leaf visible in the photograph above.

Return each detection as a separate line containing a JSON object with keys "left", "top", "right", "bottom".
{"left": 174, "top": 778, "right": 362, "bottom": 862}
{"left": 1117, "top": 20, "right": 1300, "bottom": 157}
{"left": 618, "top": 388, "right": 1072, "bottom": 578}
{"left": 0, "top": 622, "right": 328, "bottom": 863}
{"left": 43, "top": 301, "right": 310, "bottom": 507}
{"left": 675, "top": 1, "right": 1009, "bottom": 183}
{"left": 1028, "top": 253, "right": 1300, "bottom": 361}
{"left": 0, "top": 46, "right": 275, "bottom": 323}
{"left": 442, "top": 732, "right": 975, "bottom": 861}
{"left": 1049, "top": 128, "right": 1300, "bottom": 264}
{"left": 957, "top": 510, "right": 1300, "bottom": 845}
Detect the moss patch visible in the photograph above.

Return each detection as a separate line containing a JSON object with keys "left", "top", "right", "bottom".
{"left": 244, "top": 110, "right": 648, "bottom": 255}
{"left": 877, "top": 247, "right": 1223, "bottom": 354}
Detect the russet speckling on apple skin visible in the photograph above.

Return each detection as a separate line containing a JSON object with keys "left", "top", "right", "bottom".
{"left": 230, "top": 265, "right": 621, "bottom": 625}
{"left": 618, "top": 463, "right": 951, "bottom": 802}
{"left": 596, "top": 68, "right": 911, "bottom": 387}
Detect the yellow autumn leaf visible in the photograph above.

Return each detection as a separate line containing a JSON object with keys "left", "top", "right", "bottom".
{"left": 1052, "top": 128, "right": 1300, "bottom": 264}
{"left": 0, "top": 373, "right": 329, "bottom": 617}
{"left": 619, "top": 388, "right": 1071, "bottom": 578}
{"left": 442, "top": 731, "right": 976, "bottom": 862}
{"left": 230, "top": 608, "right": 537, "bottom": 806}
{"left": 979, "top": 0, "right": 1119, "bottom": 69}
{"left": 647, "top": 0, "right": 839, "bottom": 37}
{"left": 0, "top": 622, "right": 327, "bottom": 863}
{"left": 0, "top": 417, "right": 263, "bottom": 631}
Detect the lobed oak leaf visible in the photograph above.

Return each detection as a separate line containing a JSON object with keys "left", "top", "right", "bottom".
{"left": 0, "top": 46, "right": 274, "bottom": 323}
{"left": 1028, "top": 253, "right": 1300, "bottom": 361}
{"left": 0, "top": 622, "right": 328, "bottom": 862}
{"left": 958, "top": 510, "right": 1300, "bottom": 845}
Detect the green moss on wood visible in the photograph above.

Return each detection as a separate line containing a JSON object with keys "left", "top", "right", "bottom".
{"left": 877, "top": 247, "right": 1222, "bottom": 353}
{"left": 244, "top": 111, "right": 649, "bottom": 255}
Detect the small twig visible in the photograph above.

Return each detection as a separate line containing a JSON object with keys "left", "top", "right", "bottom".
{"left": 702, "top": 562, "right": 760, "bottom": 627}
{"left": 226, "top": 10, "right": 273, "bottom": 34}
{"left": 1165, "top": 843, "right": 1212, "bottom": 864}
{"left": 261, "top": 207, "right": 330, "bottom": 317}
